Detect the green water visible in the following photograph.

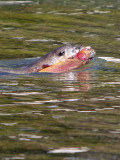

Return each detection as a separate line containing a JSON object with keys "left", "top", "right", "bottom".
{"left": 0, "top": 0, "right": 120, "bottom": 159}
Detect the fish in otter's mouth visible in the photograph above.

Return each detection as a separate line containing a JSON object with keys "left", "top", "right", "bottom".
{"left": 39, "top": 45, "right": 96, "bottom": 73}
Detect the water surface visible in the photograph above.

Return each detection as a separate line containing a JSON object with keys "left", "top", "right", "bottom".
{"left": 0, "top": 0, "right": 120, "bottom": 159}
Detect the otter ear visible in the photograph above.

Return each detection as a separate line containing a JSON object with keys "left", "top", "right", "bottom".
{"left": 58, "top": 51, "right": 65, "bottom": 56}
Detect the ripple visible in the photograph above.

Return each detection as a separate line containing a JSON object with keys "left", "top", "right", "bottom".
{"left": 26, "top": 39, "right": 55, "bottom": 42}
{"left": 95, "top": 108, "right": 114, "bottom": 111}
{"left": 0, "top": 113, "right": 12, "bottom": 116}
{"left": 1, "top": 123, "right": 17, "bottom": 126}
{"left": 17, "top": 111, "right": 44, "bottom": 116}
{"left": 14, "top": 101, "right": 43, "bottom": 105}
{"left": 89, "top": 98, "right": 105, "bottom": 101}
{"left": 68, "top": 12, "right": 83, "bottom": 15}
{"left": 52, "top": 109, "right": 77, "bottom": 112}
{"left": 13, "top": 37, "right": 24, "bottom": 40}
{"left": 87, "top": 10, "right": 111, "bottom": 15}
{"left": 4, "top": 156, "right": 25, "bottom": 160}
{"left": 47, "top": 11, "right": 57, "bottom": 14}
{"left": 115, "top": 38, "right": 120, "bottom": 41}
{"left": 112, "top": 106, "right": 120, "bottom": 108}
{"left": 14, "top": 99, "right": 79, "bottom": 105}
{"left": 83, "top": 34, "right": 97, "bottom": 37}
{"left": 47, "top": 105, "right": 59, "bottom": 108}
{"left": 99, "top": 57, "right": 120, "bottom": 63}
{"left": 3, "top": 92, "right": 42, "bottom": 96}
{"left": 0, "top": 82, "right": 18, "bottom": 86}
{"left": 74, "top": 9, "right": 83, "bottom": 11}
{"left": 52, "top": 115, "right": 66, "bottom": 119}
{"left": 109, "top": 129, "right": 120, "bottom": 134}
{"left": 0, "top": 111, "right": 44, "bottom": 116}
{"left": 8, "top": 136, "right": 16, "bottom": 139}
{"left": 54, "top": 12, "right": 67, "bottom": 15}
{"left": 101, "top": 83, "right": 120, "bottom": 87}
{"left": 3, "top": 27, "right": 14, "bottom": 30}
{"left": 19, "top": 128, "right": 41, "bottom": 132}
{"left": 19, "top": 134, "right": 43, "bottom": 139}
{"left": 63, "top": 98, "right": 79, "bottom": 102}
{"left": 18, "top": 138, "right": 31, "bottom": 141}
{"left": 87, "top": 12, "right": 94, "bottom": 15}
{"left": 89, "top": 96, "right": 120, "bottom": 101}
{"left": 94, "top": 10, "right": 111, "bottom": 14}
{"left": 48, "top": 147, "right": 90, "bottom": 153}
{"left": 36, "top": 12, "right": 43, "bottom": 14}
{"left": 106, "top": 5, "right": 114, "bottom": 8}
{"left": 78, "top": 110, "right": 96, "bottom": 113}
{"left": 0, "top": 1, "right": 34, "bottom": 5}
{"left": 25, "top": 38, "right": 73, "bottom": 46}
{"left": 107, "top": 23, "right": 114, "bottom": 26}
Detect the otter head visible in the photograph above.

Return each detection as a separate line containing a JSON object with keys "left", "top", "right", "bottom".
{"left": 40, "top": 45, "right": 95, "bottom": 70}
{"left": 46, "top": 45, "right": 85, "bottom": 64}
{"left": 47, "top": 45, "right": 95, "bottom": 63}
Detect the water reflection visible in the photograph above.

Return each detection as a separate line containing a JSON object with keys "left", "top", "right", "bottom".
{"left": 55, "top": 71, "right": 93, "bottom": 92}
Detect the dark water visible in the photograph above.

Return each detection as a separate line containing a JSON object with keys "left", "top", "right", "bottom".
{"left": 0, "top": 0, "right": 120, "bottom": 160}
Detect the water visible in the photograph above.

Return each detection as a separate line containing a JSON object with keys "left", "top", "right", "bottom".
{"left": 0, "top": 0, "right": 120, "bottom": 159}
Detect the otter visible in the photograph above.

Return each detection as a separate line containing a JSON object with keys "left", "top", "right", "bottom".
{"left": 0, "top": 45, "right": 95, "bottom": 74}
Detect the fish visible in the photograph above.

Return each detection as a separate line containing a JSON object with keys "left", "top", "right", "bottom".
{"left": 39, "top": 46, "right": 95, "bottom": 73}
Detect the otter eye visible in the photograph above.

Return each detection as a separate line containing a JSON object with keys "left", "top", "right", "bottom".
{"left": 58, "top": 51, "right": 65, "bottom": 56}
